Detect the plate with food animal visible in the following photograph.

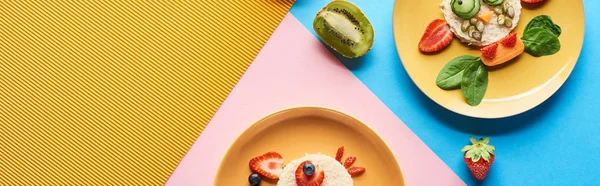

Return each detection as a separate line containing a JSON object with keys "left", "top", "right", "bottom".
{"left": 393, "top": 0, "right": 585, "bottom": 118}
{"left": 213, "top": 106, "right": 405, "bottom": 186}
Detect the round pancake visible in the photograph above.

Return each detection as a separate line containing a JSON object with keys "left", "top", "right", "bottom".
{"left": 440, "top": 0, "right": 522, "bottom": 46}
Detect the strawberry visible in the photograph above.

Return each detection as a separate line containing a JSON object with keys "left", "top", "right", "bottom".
{"left": 347, "top": 167, "right": 366, "bottom": 177}
{"left": 343, "top": 157, "right": 356, "bottom": 168}
{"left": 249, "top": 151, "right": 284, "bottom": 179}
{"left": 500, "top": 32, "right": 517, "bottom": 48}
{"left": 295, "top": 161, "right": 325, "bottom": 186}
{"left": 335, "top": 146, "right": 344, "bottom": 163}
{"left": 418, "top": 19, "right": 454, "bottom": 53}
{"left": 480, "top": 43, "right": 498, "bottom": 59}
{"left": 462, "top": 137, "right": 496, "bottom": 181}
{"left": 522, "top": 0, "right": 543, "bottom": 3}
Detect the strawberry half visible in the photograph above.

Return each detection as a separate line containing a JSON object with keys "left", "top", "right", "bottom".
{"left": 335, "top": 146, "right": 344, "bottom": 163}
{"left": 249, "top": 151, "right": 284, "bottom": 179}
{"left": 522, "top": 0, "right": 543, "bottom": 3}
{"left": 480, "top": 43, "right": 498, "bottom": 59}
{"left": 295, "top": 161, "right": 325, "bottom": 186}
{"left": 500, "top": 32, "right": 517, "bottom": 48}
{"left": 462, "top": 137, "right": 496, "bottom": 181}
{"left": 418, "top": 19, "right": 454, "bottom": 53}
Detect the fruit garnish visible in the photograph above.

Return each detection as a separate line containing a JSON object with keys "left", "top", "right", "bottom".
{"left": 418, "top": 19, "right": 454, "bottom": 53}
{"left": 248, "top": 173, "right": 261, "bottom": 186}
{"left": 451, "top": 0, "right": 481, "bottom": 19}
{"left": 343, "top": 157, "right": 356, "bottom": 168}
{"left": 249, "top": 151, "right": 284, "bottom": 179}
{"left": 295, "top": 161, "right": 325, "bottom": 186}
{"left": 481, "top": 35, "right": 524, "bottom": 66}
{"left": 335, "top": 146, "right": 344, "bottom": 163}
{"left": 462, "top": 137, "right": 496, "bottom": 181}
{"left": 483, "top": 0, "right": 503, "bottom": 6}
{"left": 477, "top": 11, "right": 494, "bottom": 24}
{"left": 480, "top": 43, "right": 498, "bottom": 59}
{"left": 521, "top": 0, "right": 543, "bottom": 3}
{"left": 313, "top": 0, "right": 374, "bottom": 58}
{"left": 347, "top": 167, "right": 366, "bottom": 177}
{"left": 500, "top": 32, "right": 517, "bottom": 47}
{"left": 303, "top": 162, "right": 316, "bottom": 176}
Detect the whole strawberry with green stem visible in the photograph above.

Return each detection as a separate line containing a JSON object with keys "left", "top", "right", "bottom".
{"left": 462, "top": 136, "right": 496, "bottom": 181}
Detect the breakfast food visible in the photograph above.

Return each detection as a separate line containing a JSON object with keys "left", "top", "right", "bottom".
{"left": 313, "top": 0, "right": 375, "bottom": 58}
{"left": 440, "top": 0, "right": 522, "bottom": 46}
{"left": 422, "top": 0, "right": 562, "bottom": 106}
{"left": 462, "top": 137, "right": 496, "bottom": 181}
{"left": 247, "top": 146, "right": 365, "bottom": 186}
{"left": 418, "top": 19, "right": 454, "bottom": 53}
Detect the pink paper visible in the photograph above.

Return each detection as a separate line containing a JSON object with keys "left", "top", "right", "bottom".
{"left": 165, "top": 13, "right": 465, "bottom": 186}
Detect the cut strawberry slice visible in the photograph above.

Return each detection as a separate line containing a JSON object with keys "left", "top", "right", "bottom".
{"left": 521, "top": 0, "right": 543, "bottom": 3}
{"left": 249, "top": 151, "right": 284, "bottom": 179}
{"left": 335, "top": 146, "right": 344, "bottom": 163}
{"left": 500, "top": 32, "right": 517, "bottom": 48}
{"left": 347, "top": 166, "right": 366, "bottom": 177}
{"left": 295, "top": 161, "right": 325, "bottom": 186}
{"left": 418, "top": 19, "right": 454, "bottom": 53}
{"left": 343, "top": 157, "right": 356, "bottom": 168}
{"left": 480, "top": 43, "right": 498, "bottom": 59}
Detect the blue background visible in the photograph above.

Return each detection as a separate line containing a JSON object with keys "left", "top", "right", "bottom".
{"left": 291, "top": 0, "right": 599, "bottom": 185}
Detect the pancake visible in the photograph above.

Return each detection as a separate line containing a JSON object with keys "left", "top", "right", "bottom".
{"left": 277, "top": 153, "right": 353, "bottom": 186}
{"left": 440, "top": 0, "right": 522, "bottom": 46}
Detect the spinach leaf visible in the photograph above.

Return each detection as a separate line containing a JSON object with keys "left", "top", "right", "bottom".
{"left": 524, "top": 15, "right": 562, "bottom": 37}
{"left": 461, "top": 60, "right": 488, "bottom": 106}
{"left": 522, "top": 27, "right": 561, "bottom": 56}
{"left": 436, "top": 55, "right": 480, "bottom": 90}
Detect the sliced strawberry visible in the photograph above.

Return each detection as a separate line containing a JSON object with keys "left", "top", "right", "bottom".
{"left": 418, "top": 19, "right": 454, "bottom": 53}
{"left": 249, "top": 151, "right": 283, "bottom": 179}
{"left": 343, "top": 157, "right": 356, "bottom": 168}
{"left": 480, "top": 43, "right": 498, "bottom": 59}
{"left": 500, "top": 32, "right": 517, "bottom": 48}
{"left": 347, "top": 167, "right": 366, "bottom": 177}
{"left": 335, "top": 146, "right": 344, "bottom": 163}
{"left": 522, "top": 0, "right": 543, "bottom": 3}
{"left": 295, "top": 161, "right": 325, "bottom": 186}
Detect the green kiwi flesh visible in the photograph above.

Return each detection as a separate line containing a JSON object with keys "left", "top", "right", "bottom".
{"left": 313, "top": 0, "right": 374, "bottom": 58}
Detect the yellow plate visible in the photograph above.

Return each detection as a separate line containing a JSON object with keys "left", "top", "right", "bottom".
{"left": 214, "top": 106, "right": 405, "bottom": 186}
{"left": 393, "top": 0, "right": 585, "bottom": 118}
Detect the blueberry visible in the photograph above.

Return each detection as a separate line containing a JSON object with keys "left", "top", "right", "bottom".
{"left": 303, "top": 162, "right": 315, "bottom": 176}
{"left": 248, "top": 173, "right": 261, "bottom": 186}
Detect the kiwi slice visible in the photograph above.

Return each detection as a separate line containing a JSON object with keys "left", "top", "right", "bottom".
{"left": 313, "top": 0, "right": 374, "bottom": 58}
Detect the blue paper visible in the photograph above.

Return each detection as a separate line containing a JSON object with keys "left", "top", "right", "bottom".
{"left": 291, "top": 0, "right": 600, "bottom": 185}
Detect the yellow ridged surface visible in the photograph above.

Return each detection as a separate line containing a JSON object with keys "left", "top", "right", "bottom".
{"left": 0, "top": 0, "right": 295, "bottom": 185}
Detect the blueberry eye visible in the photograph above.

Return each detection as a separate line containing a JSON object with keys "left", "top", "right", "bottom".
{"left": 303, "top": 162, "right": 315, "bottom": 176}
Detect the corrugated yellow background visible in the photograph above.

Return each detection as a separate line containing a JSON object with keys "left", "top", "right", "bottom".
{"left": 1, "top": 0, "right": 295, "bottom": 185}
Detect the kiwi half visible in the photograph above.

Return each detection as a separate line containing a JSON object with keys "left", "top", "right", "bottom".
{"left": 313, "top": 0, "right": 374, "bottom": 58}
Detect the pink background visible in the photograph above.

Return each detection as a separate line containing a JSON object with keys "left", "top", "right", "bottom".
{"left": 165, "top": 13, "right": 464, "bottom": 186}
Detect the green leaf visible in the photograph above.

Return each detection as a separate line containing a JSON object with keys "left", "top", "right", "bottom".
{"left": 472, "top": 154, "right": 481, "bottom": 162}
{"left": 481, "top": 149, "right": 490, "bottom": 161}
{"left": 522, "top": 28, "right": 561, "bottom": 57}
{"left": 435, "top": 55, "right": 480, "bottom": 90}
{"left": 461, "top": 60, "right": 488, "bottom": 106}
{"left": 524, "top": 15, "right": 562, "bottom": 37}
{"left": 483, "top": 137, "right": 490, "bottom": 144}
{"left": 470, "top": 136, "right": 477, "bottom": 144}
{"left": 461, "top": 145, "right": 472, "bottom": 152}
